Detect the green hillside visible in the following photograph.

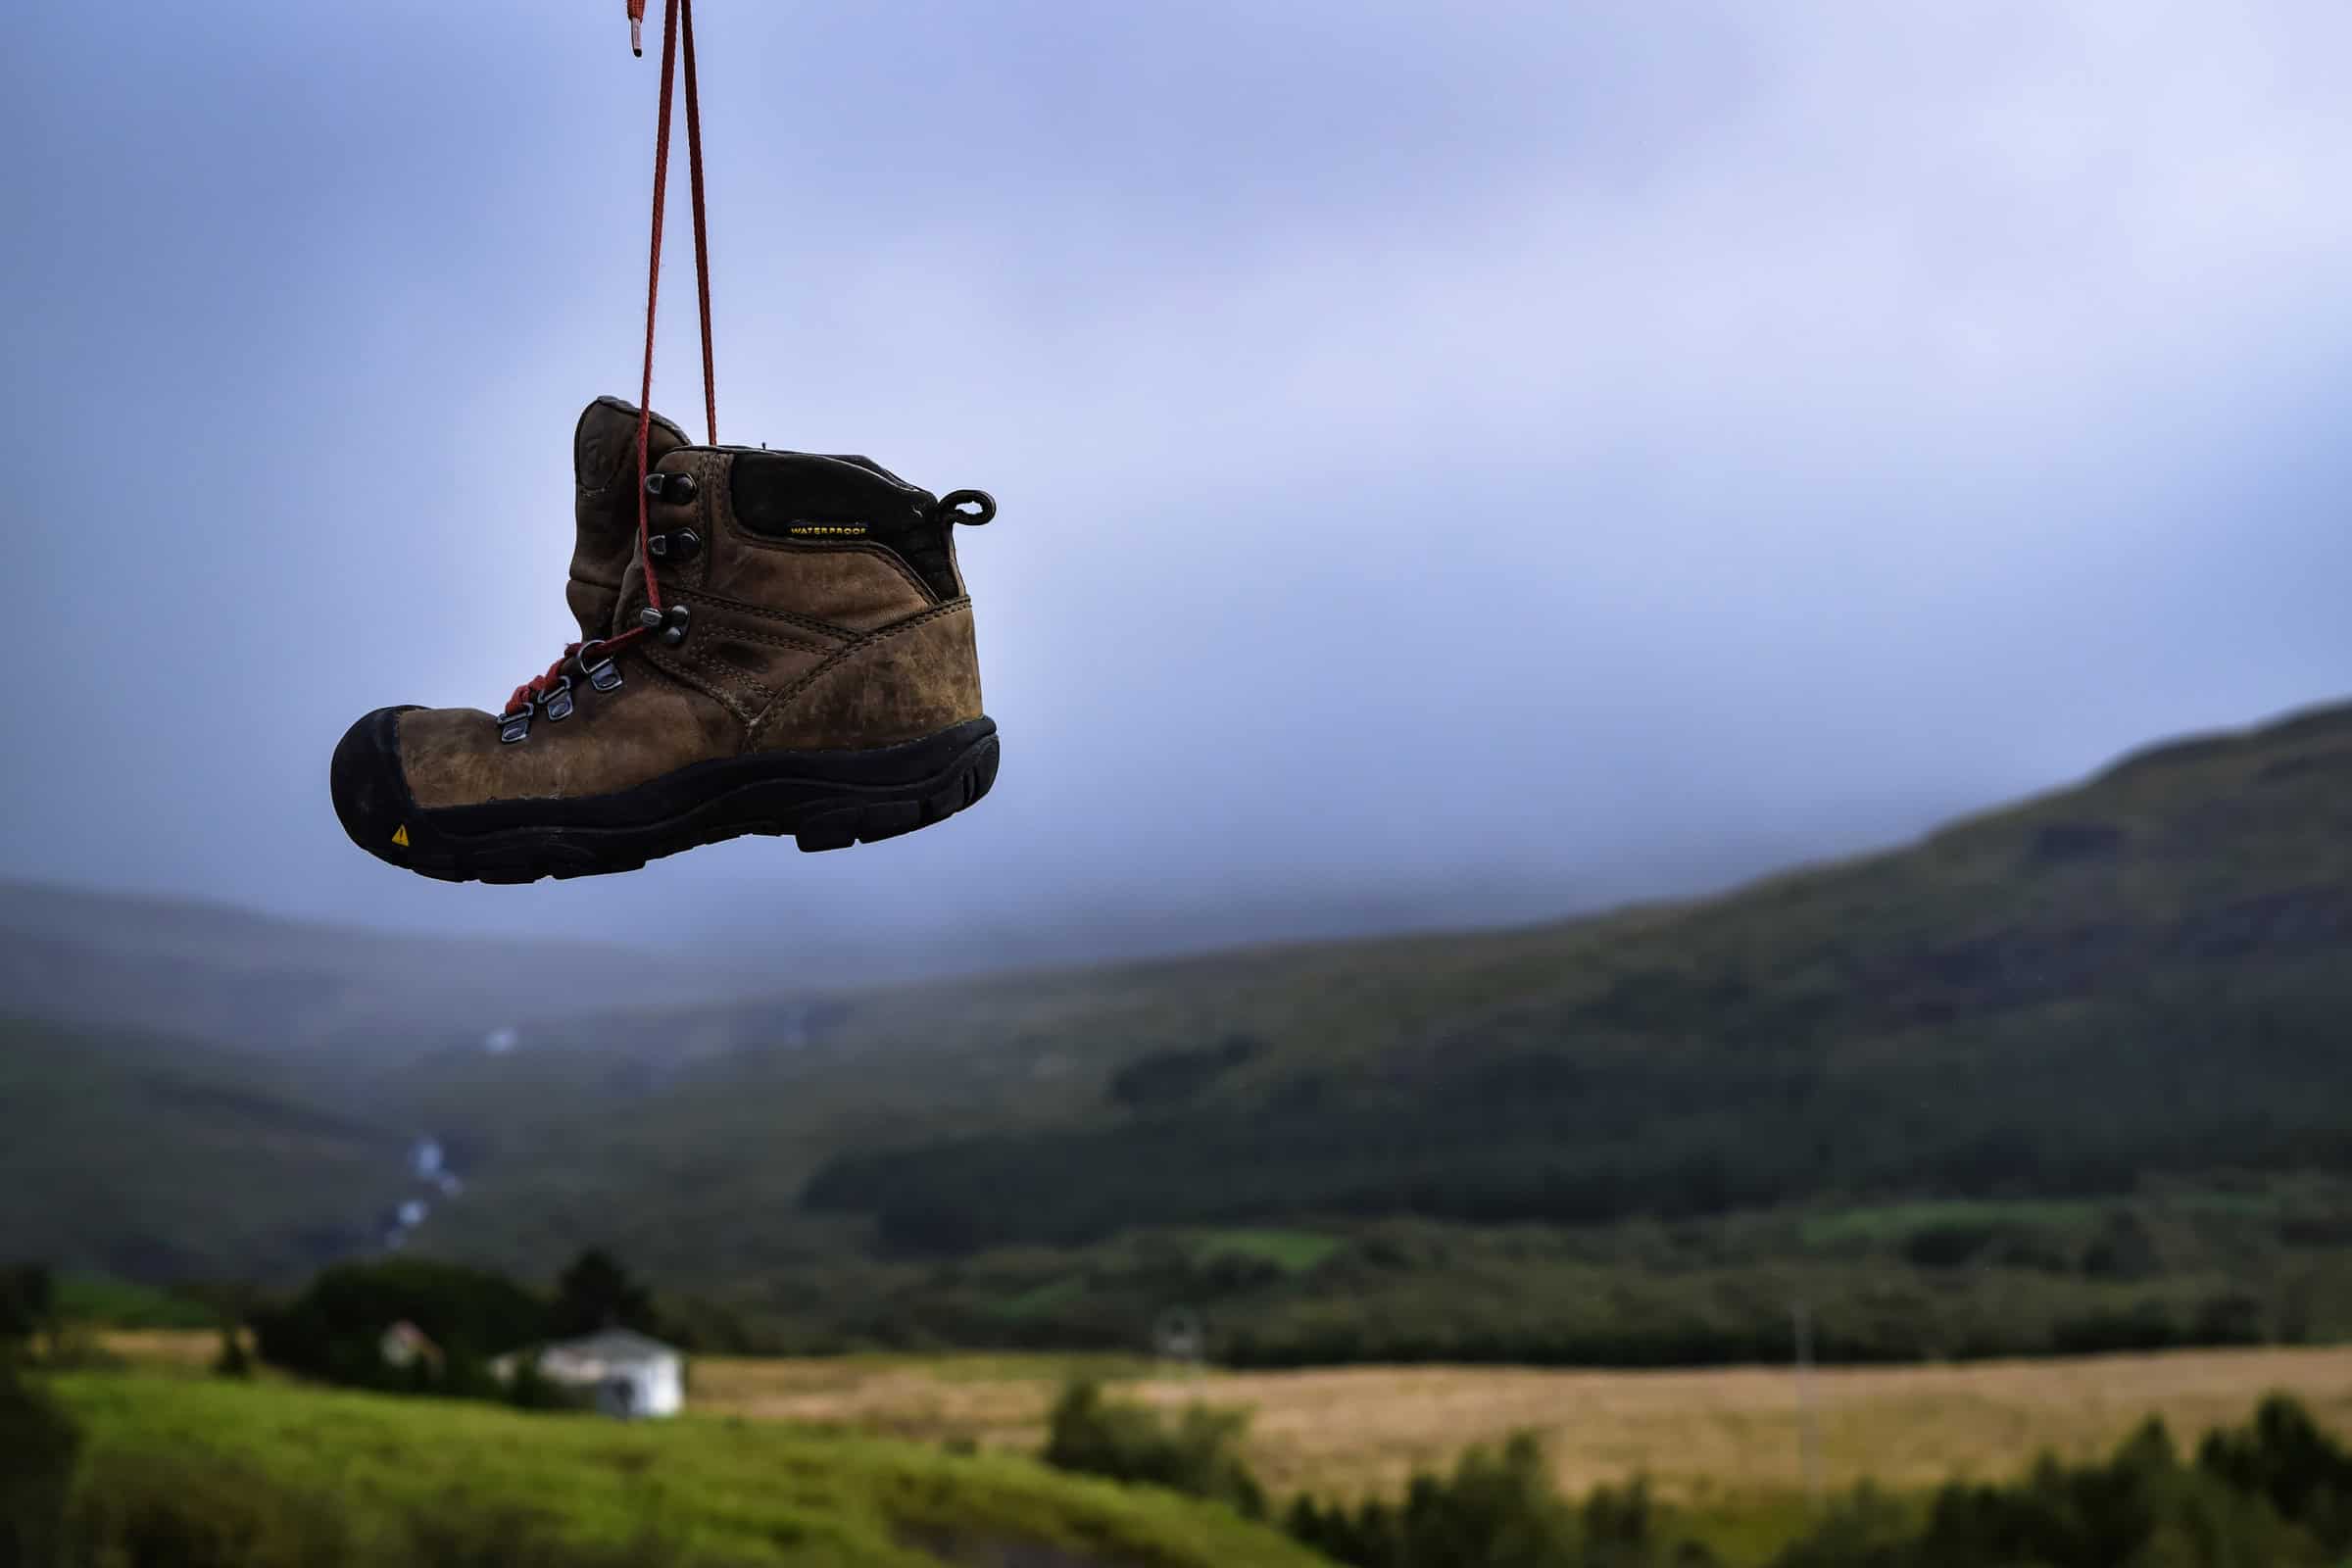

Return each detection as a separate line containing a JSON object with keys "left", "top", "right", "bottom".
{"left": 0, "top": 1015, "right": 405, "bottom": 1281}
{"left": 798, "top": 699, "right": 2352, "bottom": 1250}
{"left": 37, "top": 1372, "right": 1325, "bottom": 1568}
{"left": 10, "top": 700, "right": 2352, "bottom": 1363}
{"left": 387, "top": 698, "right": 2352, "bottom": 1364}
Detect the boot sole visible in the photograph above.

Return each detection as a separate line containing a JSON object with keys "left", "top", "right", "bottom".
{"left": 334, "top": 714, "right": 999, "bottom": 884}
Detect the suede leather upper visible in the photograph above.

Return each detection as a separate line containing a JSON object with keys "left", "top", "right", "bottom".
{"left": 394, "top": 404, "right": 987, "bottom": 811}
{"left": 567, "top": 397, "right": 689, "bottom": 641}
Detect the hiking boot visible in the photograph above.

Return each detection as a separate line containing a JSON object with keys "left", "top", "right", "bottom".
{"left": 331, "top": 409, "right": 1000, "bottom": 882}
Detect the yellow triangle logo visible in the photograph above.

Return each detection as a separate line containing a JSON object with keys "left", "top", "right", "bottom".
{"left": 391, "top": 825, "right": 410, "bottom": 848}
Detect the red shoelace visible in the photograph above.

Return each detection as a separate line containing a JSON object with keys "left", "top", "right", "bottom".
{"left": 506, "top": 0, "right": 718, "bottom": 721}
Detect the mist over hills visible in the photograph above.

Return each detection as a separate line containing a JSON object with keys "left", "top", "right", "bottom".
{"left": 0, "top": 879, "right": 764, "bottom": 1062}
{"left": 664, "top": 829, "right": 1899, "bottom": 987}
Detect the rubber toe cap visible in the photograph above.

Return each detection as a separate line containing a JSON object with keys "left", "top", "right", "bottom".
{"left": 331, "top": 706, "right": 423, "bottom": 865}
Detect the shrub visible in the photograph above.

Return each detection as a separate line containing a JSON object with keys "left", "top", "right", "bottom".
{"left": 0, "top": 1367, "right": 78, "bottom": 1568}
{"left": 1040, "top": 1379, "right": 1264, "bottom": 1517}
{"left": 1771, "top": 1400, "right": 2352, "bottom": 1568}
{"left": 1900, "top": 1222, "right": 1998, "bottom": 1269}
{"left": 548, "top": 1250, "right": 662, "bottom": 1342}
{"left": 503, "top": 1347, "right": 588, "bottom": 1413}
{"left": 213, "top": 1321, "right": 252, "bottom": 1379}
{"left": 1109, "top": 1037, "right": 1266, "bottom": 1110}
{"left": 2196, "top": 1393, "right": 2352, "bottom": 1552}
{"left": 250, "top": 1258, "right": 547, "bottom": 1396}
{"left": 0, "top": 1266, "right": 54, "bottom": 1350}
{"left": 1288, "top": 1434, "right": 1584, "bottom": 1568}
{"left": 1765, "top": 1483, "right": 1913, "bottom": 1568}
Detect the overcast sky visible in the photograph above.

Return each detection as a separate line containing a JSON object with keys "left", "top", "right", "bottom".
{"left": 5, "top": 2, "right": 2349, "bottom": 964}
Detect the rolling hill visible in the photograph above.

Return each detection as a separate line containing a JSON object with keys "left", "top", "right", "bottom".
{"left": 0, "top": 878, "right": 764, "bottom": 1066}
{"left": 0, "top": 1014, "right": 404, "bottom": 1280}
{"left": 40, "top": 1372, "right": 1325, "bottom": 1568}
{"left": 799, "top": 697, "right": 2352, "bottom": 1250}
{"left": 10, "top": 699, "right": 2352, "bottom": 1359}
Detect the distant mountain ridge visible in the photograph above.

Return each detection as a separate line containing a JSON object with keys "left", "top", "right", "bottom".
{"left": 0, "top": 877, "right": 759, "bottom": 1060}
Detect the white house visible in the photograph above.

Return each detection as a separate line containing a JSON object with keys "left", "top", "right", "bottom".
{"left": 513, "top": 1328, "right": 684, "bottom": 1419}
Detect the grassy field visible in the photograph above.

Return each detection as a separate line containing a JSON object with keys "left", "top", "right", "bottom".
{"left": 1790, "top": 1198, "right": 2106, "bottom": 1249}
{"left": 72, "top": 1339, "right": 2352, "bottom": 1565}
{"left": 1190, "top": 1229, "right": 1347, "bottom": 1274}
{"left": 47, "top": 1370, "right": 1326, "bottom": 1568}
{"left": 98, "top": 1334, "right": 2352, "bottom": 1503}
{"left": 685, "top": 1345, "right": 2352, "bottom": 1506}
{"left": 52, "top": 1270, "right": 220, "bottom": 1329}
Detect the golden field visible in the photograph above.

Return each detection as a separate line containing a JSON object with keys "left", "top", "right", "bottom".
{"left": 101, "top": 1333, "right": 2352, "bottom": 1502}
{"left": 689, "top": 1345, "right": 2352, "bottom": 1504}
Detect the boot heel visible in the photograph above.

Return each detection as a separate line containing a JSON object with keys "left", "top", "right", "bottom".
{"left": 792, "top": 728, "right": 999, "bottom": 854}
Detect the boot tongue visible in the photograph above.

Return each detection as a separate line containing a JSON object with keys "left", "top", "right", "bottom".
{"left": 568, "top": 397, "right": 689, "bottom": 641}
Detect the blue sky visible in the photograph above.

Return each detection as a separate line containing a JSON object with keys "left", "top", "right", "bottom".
{"left": 6, "top": 3, "right": 2350, "bottom": 964}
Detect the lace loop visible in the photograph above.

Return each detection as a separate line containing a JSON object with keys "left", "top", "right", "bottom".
{"left": 501, "top": 0, "right": 718, "bottom": 723}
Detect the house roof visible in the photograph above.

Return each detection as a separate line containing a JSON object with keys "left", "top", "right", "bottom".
{"left": 542, "top": 1327, "right": 679, "bottom": 1364}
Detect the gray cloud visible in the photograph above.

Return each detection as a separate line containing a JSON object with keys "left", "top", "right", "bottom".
{"left": 5, "top": 2, "right": 2349, "bottom": 964}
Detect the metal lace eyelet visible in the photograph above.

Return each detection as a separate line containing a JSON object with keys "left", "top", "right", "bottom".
{"left": 498, "top": 706, "right": 533, "bottom": 744}
{"left": 577, "top": 640, "right": 623, "bottom": 693}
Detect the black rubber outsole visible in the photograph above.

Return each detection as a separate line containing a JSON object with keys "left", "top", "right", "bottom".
{"left": 333, "top": 713, "right": 999, "bottom": 884}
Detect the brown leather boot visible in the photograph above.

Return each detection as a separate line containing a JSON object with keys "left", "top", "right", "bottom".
{"left": 331, "top": 406, "right": 1000, "bottom": 882}
{"left": 567, "top": 395, "right": 689, "bottom": 640}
